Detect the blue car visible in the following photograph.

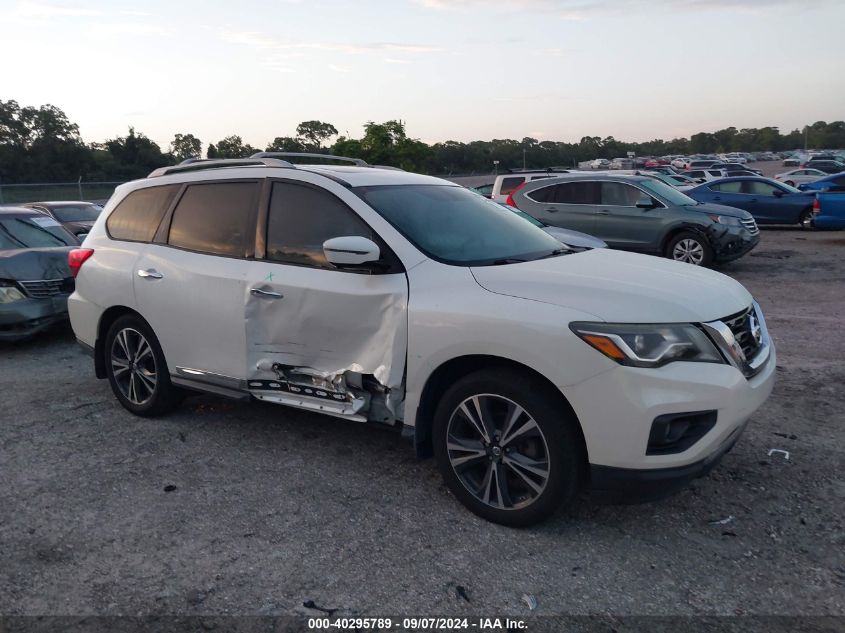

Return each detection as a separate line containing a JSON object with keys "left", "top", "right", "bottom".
{"left": 797, "top": 172, "right": 845, "bottom": 193}
{"left": 686, "top": 176, "right": 816, "bottom": 228}
{"left": 814, "top": 194, "right": 845, "bottom": 230}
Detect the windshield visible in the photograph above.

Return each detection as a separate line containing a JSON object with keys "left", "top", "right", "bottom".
{"left": 51, "top": 205, "right": 101, "bottom": 223}
{"left": 354, "top": 185, "right": 565, "bottom": 265}
{"left": 0, "top": 217, "right": 77, "bottom": 250}
{"left": 638, "top": 179, "right": 699, "bottom": 206}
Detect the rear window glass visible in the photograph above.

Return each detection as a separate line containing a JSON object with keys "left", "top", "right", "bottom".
{"left": 167, "top": 181, "right": 259, "bottom": 257}
{"left": 51, "top": 205, "right": 101, "bottom": 223}
{"left": 498, "top": 177, "right": 524, "bottom": 195}
{"left": 107, "top": 185, "right": 180, "bottom": 242}
{"left": 0, "top": 216, "right": 76, "bottom": 250}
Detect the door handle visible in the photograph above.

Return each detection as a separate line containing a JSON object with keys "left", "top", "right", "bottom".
{"left": 596, "top": 210, "right": 610, "bottom": 215}
{"left": 137, "top": 269, "right": 163, "bottom": 279}
{"left": 250, "top": 288, "right": 283, "bottom": 299}
{"left": 544, "top": 207, "right": 558, "bottom": 213}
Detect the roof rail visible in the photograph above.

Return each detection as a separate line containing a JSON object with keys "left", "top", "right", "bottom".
{"left": 251, "top": 151, "right": 369, "bottom": 167}
{"left": 148, "top": 158, "right": 295, "bottom": 178}
{"left": 505, "top": 167, "right": 571, "bottom": 174}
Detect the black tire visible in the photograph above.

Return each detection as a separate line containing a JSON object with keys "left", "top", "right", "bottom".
{"left": 799, "top": 208, "right": 815, "bottom": 230}
{"left": 665, "top": 230, "right": 714, "bottom": 267}
{"left": 432, "top": 369, "right": 584, "bottom": 527}
{"left": 784, "top": 180, "right": 795, "bottom": 187}
{"left": 104, "top": 314, "right": 182, "bottom": 417}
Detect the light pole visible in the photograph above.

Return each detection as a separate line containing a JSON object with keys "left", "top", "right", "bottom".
{"left": 493, "top": 160, "right": 499, "bottom": 175}
{"left": 523, "top": 148, "right": 526, "bottom": 170}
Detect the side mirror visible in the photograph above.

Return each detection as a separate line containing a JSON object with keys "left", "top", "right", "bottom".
{"left": 772, "top": 189, "right": 784, "bottom": 198}
{"left": 323, "top": 236, "right": 381, "bottom": 268}
{"left": 636, "top": 194, "right": 656, "bottom": 209}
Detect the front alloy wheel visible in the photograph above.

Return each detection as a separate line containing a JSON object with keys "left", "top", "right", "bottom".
{"left": 666, "top": 231, "right": 714, "bottom": 267}
{"left": 447, "top": 394, "right": 550, "bottom": 511}
{"left": 433, "top": 369, "right": 584, "bottom": 526}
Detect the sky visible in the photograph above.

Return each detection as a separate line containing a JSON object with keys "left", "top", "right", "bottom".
{"left": 2, "top": 0, "right": 844, "bottom": 151}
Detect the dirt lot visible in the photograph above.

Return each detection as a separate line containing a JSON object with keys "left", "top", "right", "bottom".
{"left": 1, "top": 228, "right": 843, "bottom": 625}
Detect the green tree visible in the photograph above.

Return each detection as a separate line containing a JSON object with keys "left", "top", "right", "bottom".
{"left": 266, "top": 136, "right": 306, "bottom": 152}
{"left": 295, "top": 120, "right": 338, "bottom": 149}
{"left": 104, "top": 127, "right": 171, "bottom": 179}
{"left": 170, "top": 133, "right": 202, "bottom": 162}
{"left": 207, "top": 135, "right": 256, "bottom": 159}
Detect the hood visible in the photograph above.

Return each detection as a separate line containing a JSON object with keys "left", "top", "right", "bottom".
{"left": 0, "top": 247, "right": 73, "bottom": 280}
{"left": 471, "top": 249, "right": 752, "bottom": 323}
{"left": 683, "top": 202, "right": 752, "bottom": 219}
{"left": 542, "top": 226, "right": 607, "bottom": 249}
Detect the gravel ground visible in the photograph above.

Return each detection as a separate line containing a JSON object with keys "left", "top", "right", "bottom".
{"left": 1, "top": 228, "right": 843, "bottom": 625}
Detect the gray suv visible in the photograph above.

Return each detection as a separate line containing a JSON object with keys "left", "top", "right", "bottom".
{"left": 511, "top": 174, "right": 760, "bottom": 266}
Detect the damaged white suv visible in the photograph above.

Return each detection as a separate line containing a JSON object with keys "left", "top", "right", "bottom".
{"left": 68, "top": 153, "right": 775, "bottom": 526}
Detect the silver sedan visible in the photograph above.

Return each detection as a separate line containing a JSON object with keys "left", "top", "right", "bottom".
{"left": 773, "top": 168, "right": 827, "bottom": 187}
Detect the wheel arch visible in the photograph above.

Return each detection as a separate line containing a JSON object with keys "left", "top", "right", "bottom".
{"left": 659, "top": 222, "right": 713, "bottom": 254}
{"left": 412, "top": 354, "right": 587, "bottom": 464}
{"left": 94, "top": 306, "right": 144, "bottom": 378}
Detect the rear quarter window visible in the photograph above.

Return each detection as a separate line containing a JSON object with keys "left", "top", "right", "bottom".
{"left": 107, "top": 185, "right": 180, "bottom": 242}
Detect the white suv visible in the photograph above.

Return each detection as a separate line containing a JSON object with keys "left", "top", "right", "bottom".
{"left": 68, "top": 153, "right": 776, "bottom": 526}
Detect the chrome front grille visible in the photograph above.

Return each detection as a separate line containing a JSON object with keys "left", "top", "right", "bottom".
{"left": 741, "top": 217, "right": 759, "bottom": 235}
{"left": 722, "top": 306, "right": 761, "bottom": 361}
{"left": 18, "top": 278, "right": 74, "bottom": 299}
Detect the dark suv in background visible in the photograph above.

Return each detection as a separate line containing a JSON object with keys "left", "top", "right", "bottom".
{"left": 509, "top": 175, "right": 759, "bottom": 266}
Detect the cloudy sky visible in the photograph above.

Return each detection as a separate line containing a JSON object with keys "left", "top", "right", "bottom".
{"left": 2, "top": 0, "right": 843, "bottom": 149}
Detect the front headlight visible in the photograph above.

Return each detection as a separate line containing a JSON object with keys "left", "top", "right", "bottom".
{"left": 708, "top": 214, "right": 743, "bottom": 226}
{"left": 0, "top": 282, "right": 26, "bottom": 304}
{"left": 570, "top": 322, "right": 724, "bottom": 368}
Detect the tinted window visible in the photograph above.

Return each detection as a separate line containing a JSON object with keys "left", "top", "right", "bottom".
{"left": 167, "top": 182, "right": 258, "bottom": 257}
{"left": 526, "top": 185, "right": 555, "bottom": 203}
{"left": 600, "top": 182, "right": 641, "bottom": 206}
{"left": 711, "top": 181, "right": 743, "bottom": 193}
{"left": 107, "top": 185, "right": 180, "bottom": 242}
{"left": 743, "top": 181, "right": 780, "bottom": 196}
{"left": 266, "top": 182, "right": 374, "bottom": 269}
{"left": 552, "top": 181, "right": 600, "bottom": 204}
{"left": 498, "top": 177, "right": 524, "bottom": 195}
{"left": 355, "top": 184, "right": 563, "bottom": 266}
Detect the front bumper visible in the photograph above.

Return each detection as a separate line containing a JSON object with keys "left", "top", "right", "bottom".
{"left": 713, "top": 230, "right": 759, "bottom": 263}
{"left": 0, "top": 295, "right": 70, "bottom": 341}
{"left": 563, "top": 332, "right": 776, "bottom": 495}
{"left": 590, "top": 418, "right": 748, "bottom": 502}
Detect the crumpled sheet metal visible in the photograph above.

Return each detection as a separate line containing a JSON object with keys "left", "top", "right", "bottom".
{"left": 245, "top": 275, "right": 408, "bottom": 390}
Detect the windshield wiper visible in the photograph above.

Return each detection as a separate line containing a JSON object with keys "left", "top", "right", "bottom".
{"left": 491, "top": 257, "right": 528, "bottom": 265}
{"left": 531, "top": 248, "right": 569, "bottom": 261}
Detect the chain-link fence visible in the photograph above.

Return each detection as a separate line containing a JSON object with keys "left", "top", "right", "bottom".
{"left": 0, "top": 180, "right": 125, "bottom": 205}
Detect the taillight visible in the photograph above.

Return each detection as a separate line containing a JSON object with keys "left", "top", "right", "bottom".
{"left": 68, "top": 248, "right": 94, "bottom": 278}
{"left": 505, "top": 181, "right": 528, "bottom": 208}
{"left": 813, "top": 198, "right": 821, "bottom": 214}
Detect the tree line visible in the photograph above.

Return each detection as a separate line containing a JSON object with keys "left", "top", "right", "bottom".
{"left": 2, "top": 99, "right": 844, "bottom": 184}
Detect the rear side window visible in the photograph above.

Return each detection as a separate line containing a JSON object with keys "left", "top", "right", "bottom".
{"left": 552, "top": 181, "right": 600, "bottom": 205}
{"left": 711, "top": 181, "right": 742, "bottom": 193}
{"left": 498, "top": 177, "right": 525, "bottom": 195}
{"left": 167, "top": 181, "right": 259, "bottom": 257}
{"left": 107, "top": 185, "right": 179, "bottom": 242}
{"left": 266, "top": 182, "right": 375, "bottom": 269}
{"left": 600, "top": 182, "right": 641, "bottom": 206}
{"left": 526, "top": 185, "right": 555, "bottom": 203}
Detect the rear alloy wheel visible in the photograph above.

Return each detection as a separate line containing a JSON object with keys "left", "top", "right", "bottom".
{"left": 666, "top": 231, "right": 713, "bottom": 266}
{"left": 433, "top": 369, "right": 583, "bottom": 526}
{"left": 105, "top": 315, "right": 182, "bottom": 416}
{"left": 799, "top": 208, "right": 815, "bottom": 230}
